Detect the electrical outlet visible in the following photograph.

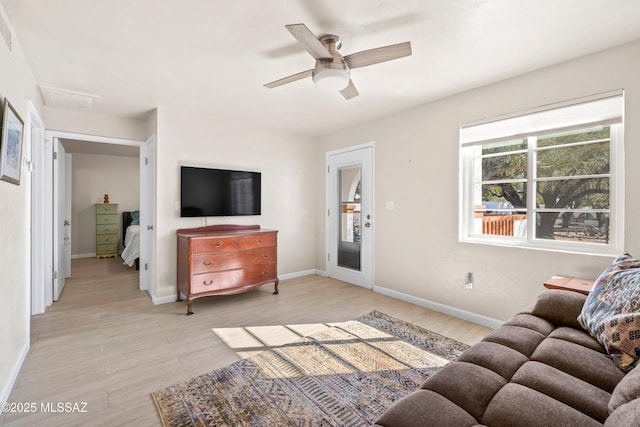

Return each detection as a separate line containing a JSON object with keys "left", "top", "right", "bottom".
{"left": 464, "top": 272, "right": 474, "bottom": 290}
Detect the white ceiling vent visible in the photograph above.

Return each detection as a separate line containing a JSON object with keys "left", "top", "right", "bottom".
{"left": 40, "top": 86, "right": 100, "bottom": 112}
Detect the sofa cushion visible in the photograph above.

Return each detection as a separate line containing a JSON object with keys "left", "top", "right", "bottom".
{"left": 605, "top": 398, "right": 640, "bottom": 427}
{"left": 548, "top": 326, "right": 605, "bottom": 352}
{"left": 456, "top": 341, "right": 528, "bottom": 380}
{"left": 531, "top": 289, "right": 587, "bottom": 328}
{"left": 531, "top": 337, "right": 624, "bottom": 392}
{"left": 578, "top": 253, "right": 640, "bottom": 371}
{"left": 482, "top": 383, "right": 602, "bottom": 427}
{"left": 512, "top": 361, "right": 610, "bottom": 422}
{"left": 373, "top": 389, "right": 480, "bottom": 427}
{"left": 610, "top": 363, "right": 640, "bottom": 413}
{"left": 420, "top": 361, "right": 506, "bottom": 420}
{"left": 481, "top": 325, "right": 546, "bottom": 357}
{"left": 502, "top": 312, "right": 554, "bottom": 336}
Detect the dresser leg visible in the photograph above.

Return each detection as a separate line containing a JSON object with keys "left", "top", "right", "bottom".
{"left": 273, "top": 278, "right": 280, "bottom": 295}
{"left": 186, "top": 300, "right": 194, "bottom": 315}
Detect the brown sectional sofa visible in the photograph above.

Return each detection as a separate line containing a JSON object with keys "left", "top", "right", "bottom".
{"left": 374, "top": 290, "right": 640, "bottom": 426}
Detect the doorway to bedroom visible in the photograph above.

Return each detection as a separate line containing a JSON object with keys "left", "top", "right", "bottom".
{"left": 31, "top": 131, "right": 155, "bottom": 314}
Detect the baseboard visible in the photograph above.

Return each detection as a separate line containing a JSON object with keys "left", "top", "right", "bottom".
{"left": 0, "top": 341, "right": 29, "bottom": 410}
{"left": 279, "top": 269, "right": 318, "bottom": 281}
{"left": 71, "top": 253, "right": 96, "bottom": 259}
{"left": 152, "top": 294, "right": 180, "bottom": 305}
{"left": 149, "top": 272, "right": 502, "bottom": 328}
{"left": 373, "top": 285, "right": 503, "bottom": 329}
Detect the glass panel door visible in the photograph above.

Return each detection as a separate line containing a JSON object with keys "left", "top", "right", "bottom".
{"left": 338, "top": 165, "right": 361, "bottom": 270}
{"left": 326, "top": 144, "right": 373, "bottom": 289}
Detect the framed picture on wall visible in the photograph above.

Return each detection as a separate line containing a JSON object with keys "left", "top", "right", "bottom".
{"left": 0, "top": 98, "right": 25, "bottom": 185}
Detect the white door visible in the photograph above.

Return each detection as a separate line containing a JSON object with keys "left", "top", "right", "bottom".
{"left": 29, "top": 101, "right": 51, "bottom": 314}
{"left": 139, "top": 136, "right": 155, "bottom": 294}
{"left": 52, "top": 139, "right": 71, "bottom": 300}
{"left": 326, "top": 144, "right": 374, "bottom": 288}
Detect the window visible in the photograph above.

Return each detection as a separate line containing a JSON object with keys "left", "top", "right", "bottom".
{"left": 459, "top": 92, "right": 624, "bottom": 255}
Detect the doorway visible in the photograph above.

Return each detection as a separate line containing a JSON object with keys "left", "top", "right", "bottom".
{"left": 326, "top": 143, "right": 374, "bottom": 289}
{"left": 31, "top": 130, "right": 155, "bottom": 314}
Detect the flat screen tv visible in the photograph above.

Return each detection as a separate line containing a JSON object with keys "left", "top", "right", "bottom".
{"left": 180, "top": 166, "right": 261, "bottom": 217}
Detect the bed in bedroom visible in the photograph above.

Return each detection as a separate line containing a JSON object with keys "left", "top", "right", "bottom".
{"left": 122, "top": 211, "right": 140, "bottom": 270}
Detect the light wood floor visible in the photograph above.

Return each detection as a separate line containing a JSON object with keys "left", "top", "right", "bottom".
{"left": 2, "top": 258, "right": 491, "bottom": 426}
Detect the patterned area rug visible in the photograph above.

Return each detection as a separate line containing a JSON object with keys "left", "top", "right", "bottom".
{"left": 152, "top": 311, "right": 468, "bottom": 426}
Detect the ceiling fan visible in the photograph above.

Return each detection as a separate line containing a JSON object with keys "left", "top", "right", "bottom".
{"left": 264, "top": 23, "right": 412, "bottom": 100}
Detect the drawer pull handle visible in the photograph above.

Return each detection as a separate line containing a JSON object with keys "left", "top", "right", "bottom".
{"left": 203, "top": 280, "right": 214, "bottom": 286}
{"left": 262, "top": 254, "right": 269, "bottom": 259}
{"left": 256, "top": 239, "right": 263, "bottom": 244}
{"left": 203, "top": 260, "right": 213, "bottom": 265}
{"left": 212, "top": 241, "right": 223, "bottom": 247}
{"left": 262, "top": 271, "right": 269, "bottom": 276}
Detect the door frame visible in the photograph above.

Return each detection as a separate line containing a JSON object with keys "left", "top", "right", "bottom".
{"left": 139, "top": 136, "right": 156, "bottom": 294}
{"left": 27, "top": 101, "right": 49, "bottom": 315}
{"left": 34, "top": 130, "right": 155, "bottom": 311}
{"left": 325, "top": 142, "right": 375, "bottom": 289}
{"left": 52, "top": 138, "right": 71, "bottom": 300}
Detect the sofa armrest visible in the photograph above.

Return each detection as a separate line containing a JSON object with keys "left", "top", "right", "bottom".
{"left": 530, "top": 290, "right": 587, "bottom": 329}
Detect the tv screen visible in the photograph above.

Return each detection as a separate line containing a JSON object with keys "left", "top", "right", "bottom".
{"left": 180, "top": 166, "right": 261, "bottom": 217}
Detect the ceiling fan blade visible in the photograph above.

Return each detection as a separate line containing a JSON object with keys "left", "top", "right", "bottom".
{"left": 285, "top": 23, "right": 333, "bottom": 60}
{"left": 340, "top": 80, "right": 359, "bottom": 100}
{"left": 344, "top": 41, "right": 412, "bottom": 69}
{"left": 264, "top": 69, "right": 313, "bottom": 89}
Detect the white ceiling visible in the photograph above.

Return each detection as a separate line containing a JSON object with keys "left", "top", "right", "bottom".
{"left": 3, "top": 0, "right": 640, "bottom": 138}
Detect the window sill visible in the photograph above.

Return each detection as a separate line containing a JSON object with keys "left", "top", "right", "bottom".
{"left": 459, "top": 236, "right": 621, "bottom": 257}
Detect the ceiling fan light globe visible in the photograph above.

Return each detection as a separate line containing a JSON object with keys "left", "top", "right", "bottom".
{"left": 313, "top": 68, "right": 350, "bottom": 92}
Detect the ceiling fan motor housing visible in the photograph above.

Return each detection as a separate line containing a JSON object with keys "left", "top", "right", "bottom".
{"left": 312, "top": 35, "right": 350, "bottom": 90}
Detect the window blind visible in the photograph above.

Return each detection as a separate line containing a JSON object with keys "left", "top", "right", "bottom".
{"left": 460, "top": 90, "right": 624, "bottom": 146}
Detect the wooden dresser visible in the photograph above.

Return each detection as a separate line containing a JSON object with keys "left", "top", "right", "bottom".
{"left": 176, "top": 224, "right": 279, "bottom": 315}
{"left": 95, "top": 203, "right": 118, "bottom": 258}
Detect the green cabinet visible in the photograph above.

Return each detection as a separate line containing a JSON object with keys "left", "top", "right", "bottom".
{"left": 96, "top": 203, "right": 118, "bottom": 258}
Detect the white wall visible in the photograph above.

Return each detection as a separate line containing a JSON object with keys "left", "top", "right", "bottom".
{"left": 70, "top": 153, "right": 140, "bottom": 256}
{"left": 315, "top": 40, "right": 640, "bottom": 322}
{"left": 0, "top": 4, "right": 44, "bottom": 405}
{"left": 45, "top": 107, "right": 149, "bottom": 141}
{"left": 154, "top": 108, "right": 316, "bottom": 299}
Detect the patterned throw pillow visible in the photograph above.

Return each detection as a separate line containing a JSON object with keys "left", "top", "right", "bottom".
{"left": 577, "top": 254, "right": 640, "bottom": 371}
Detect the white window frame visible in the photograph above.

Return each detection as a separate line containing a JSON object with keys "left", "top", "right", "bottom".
{"left": 459, "top": 91, "right": 625, "bottom": 256}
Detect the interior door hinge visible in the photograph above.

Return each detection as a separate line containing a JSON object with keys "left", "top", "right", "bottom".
{"left": 53, "top": 271, "right": 58, "bottom": 279}
{"left": 53, "top": 152, "right": 58, "bottom": 160}
{"left": 145, "top": 157, "right": 148, "bottom": 165}
{"left": 327, "top": 165, "right": 330, "bottom": 173}
{"left": 144, "top": 263, "right": 148, "bottom": 271}
{"left": 327, "top": 253, "right": 330, "bottom": 261}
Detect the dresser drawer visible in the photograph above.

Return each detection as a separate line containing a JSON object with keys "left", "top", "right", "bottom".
{"left": 96, "top": 243, "right": 117, "bottom": 255}
{"left": 192, "top": 247, "right": 276, "bottom": 274}
{"left": 191, "top": 237, "right": 239, "bottom": 253}
{"left": 97, "top": 224, "right": 118, "bottom": 235}
{"left": 97, "top": 234, "right": 117, "bottom": 245}
{"left": 96, "top": 204, "right": 118, "bottom": 214}
{"left": 97, "top": 214, "right": 117, "bottom": 225}
{"left": 239, "top": 233, "right": 276, "bottom": 249}
{"left": 191, "top": 264, "right": 277, "bottom": 294}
